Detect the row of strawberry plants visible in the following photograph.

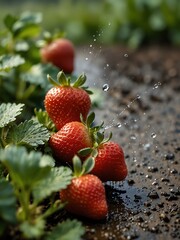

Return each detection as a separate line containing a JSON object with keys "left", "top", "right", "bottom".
{"left": 0, "top": 11, "right": 86, "bottom": 239}
{"left": 0, "top": 71, "right": 128, "bottom": 239}
{"left": 0, "top": 102, "right": 85, "bottom": 239}
{"left": 0, "top": 11, "right": 128, "bottom": 240}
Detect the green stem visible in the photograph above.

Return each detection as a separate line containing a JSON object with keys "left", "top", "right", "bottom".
{"left": 16, "top": 79, "right": 26, "bottom": 101}
{"left": 0, "top": 127, "right": 7, "bottom": 148}
{"left": 22, "top": 85, "right": 36, "bottom": 100}
{"left": 16, "top": 186, "right": 31, "bottom": 222}
{"left": 39, "top": 200, "right": 65, "bottom": 220}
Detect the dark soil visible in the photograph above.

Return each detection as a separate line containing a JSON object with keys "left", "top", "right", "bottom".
{"left": 74, "top": 45, "right": 180, "bottom": 240}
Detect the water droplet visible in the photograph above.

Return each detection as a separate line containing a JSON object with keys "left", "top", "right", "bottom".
{"left": 144, "top": 143, "right": 151, "bottom": 151}
{"left": 124, "top": 53, "right": 128, "bottom": 57}
{"left": 130, "top": 135, "right": 136, "bottom": 141}
{"left": 85, "top": 57, "right": 88, "bottom": 61}
{"left": 102, "top": 84, "right": 109, "bottom": 91}
{"left": 89, "top": 51, "right": 92, "bottom": 54}
{"left": 90, "top": 44, "right": 92, "bottom": 48}
{"left": 94, "top": 38, "right": 96, "bottom": 42}
{"left": 106, "top": 63, "right": 109, "bottom": 67}
{"left": 153, "top": 82, "right": 161, "bottom": 89}
{"left": 151, "top": 133, "right": 157, "bottom": 139}
{"left": 117, "top": 123, "right": 122, "bottom": 128}
{"left": 108, "top": 22, "right": 111, "bottom": 26}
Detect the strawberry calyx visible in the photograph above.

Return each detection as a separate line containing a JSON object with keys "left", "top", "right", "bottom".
{"left": 94, "top": 131, "right": 113, "bottom": 147}
{"left": 78, "top": 131, "right": 112, "bottom": 160}
{"left": 78, "top": 112, "right": 112, "bottom": 159}
{"left": 73, "top": 155, "right": 95, "bottom": 177}
{"left": 47, "top": 71, "right": 93, "bottom": 94}
{"left": 78, "top": 112, "right": 104, "bottom": 158}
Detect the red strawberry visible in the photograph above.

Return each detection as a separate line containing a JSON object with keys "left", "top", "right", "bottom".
{"left": 49, "top": 121, "right": 93, "bottom": 164}
{"left": 91, "top": 141, "right": 128, "bottom": 182}
{"left": 44, "top": 71, "right": 92, "bottom": 130}
{"left": 60, "top": 156, "right": 108, "bottom": 220}
{"left": 40, "top": 38, "right": 75, "bottom": 74}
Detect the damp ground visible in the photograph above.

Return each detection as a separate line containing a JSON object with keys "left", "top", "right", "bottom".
{"left": 74, "top": 45, "right": 180, "bottom": 240}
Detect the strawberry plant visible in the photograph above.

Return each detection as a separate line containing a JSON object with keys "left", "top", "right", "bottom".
{"left": 0, "top": 102, "right": 85, "bottom": 239}
{"left": 0, "top": 10, "right": 128, "bottom": 240}
{"left": 0, "top": 11, "right": 74, "bottom": 119}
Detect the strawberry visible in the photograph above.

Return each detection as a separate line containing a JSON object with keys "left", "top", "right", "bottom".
{"left": 60, "top": 156, "right": 108, "bottom": 220}
{"left": 90, "top": 140, "right": 128, "bottom": 182}
{"left": 49, "top": 117, "right": 93, "bottom": 164}
{"left": 44, "top": 71, "right": 92, "bottom": 130}
{"left": 40, "top": 38, "right": 75, "bottom": 74}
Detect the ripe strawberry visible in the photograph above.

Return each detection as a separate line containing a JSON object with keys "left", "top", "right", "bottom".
{"left": 60, "top": 156, "right": 108, "bottom": 220}
{"left": 44, "top": 71, "right": 92, "bottom": 130}
{"left": 40, "top": 38, "right": 75, "bottom": 74}
{"left": 49, "top": 121, "right": 93, "bottom": 164}
{"left": 91, "top": 141, "right": 128, "bottom": 182}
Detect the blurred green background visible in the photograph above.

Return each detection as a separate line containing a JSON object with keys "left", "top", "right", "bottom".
{"left": 0, "top": 0, "right": 180, "bottom": 48}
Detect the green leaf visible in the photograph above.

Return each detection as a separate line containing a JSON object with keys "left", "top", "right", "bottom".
{"left": 57, "top": 71, "right": 68, "bottom": 86}
{"left": 78, "top": 147, "right": 93, "bottom": 157}
{"left": 34, "top": 109, "right": 56, "bottom": 132}
{"left": 86, "top": 112, "right": 95, "bottom": 128}
{"left": 82, "top": 157, "right": 95, "bottom": 175}
{"left": 73, "top": 73, "right": 86, "bottom": 87}
{"left": 4, "top": 14, "right": 17, "bottom": 31}
{"left": 45, "top": 219, "right": 85, "bottom": 240}
{"left": 0, "top": 103, "right": 24, "bottom": 128}
{"left": 33, "top": 167, "right": 72, "bottom": 203}
{"left": 0, "top": 146, "right": 54, "bottom": 188}
{"left": 12, "top": 11, "right": 42, "bottom": 38}
{"left": 73, "top": 155, "right": 82, "bottom": 177}
{"left": 0, "top": 54, "right": 25, "bottom": 71}
{"left": 0, "top": 179, "right": 17, "bottom": 224}
{"left": 6, "top": 119, "right": 50, "bottom": 147}
{"left": 20, "top": 218, "right": 45, "bottom": 239}
{"left": 22, "top": 63, "right": 58, "bottom": 88}
{"left": 47, "top": 74, "right": 60, "bottom": 87}
{"left": 95, "top": 131, "right": 105, "bottom": 144}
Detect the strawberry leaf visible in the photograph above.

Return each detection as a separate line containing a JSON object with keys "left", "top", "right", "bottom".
{"left": 0, "top": 103, "right": 24, "bottom": 128}
{"left": 0, "top": 179, "right": 17, "bottom": 224}
{"left": 33, "top": 167, "right": 72, "bottom": 204}
{"left": 19, "top": 218, "right": 45, "bottom": 239}
{"left": 57, "top": 71, "right": 68, "bottom": 86}
{"left": 4, "top": 14, "right": 17, "bottom": 32}
{"left": 6, "top": 120, "right": 50, "bottom": 147}
{"left": 34, "top": 109, "right": 56, "bottom": 132}
{"left": 73, "top": 155, "right": 82, "bottom": 177}
{"left": 73, "top": 73, "right": 86, "bottom": 87}
{"left": 86, "top": 112, "right": 95, "bottom": 128}
{"left": 45, "top": 219, "right": 85, "bottom": 240}
{"left": 82, "top": 157, "right": 95, "bottom": 175}
{"left": 0, "top": 146, "right": 54, "bottom": 189}
{"left": 23, "top": 63, "right": 58, "bottom": 88}
{"left": 78, "top": 147, "right": 93, "bottom": 157}
{"left": 0, "top": 54, "right": 25, "bottom": 71}
{"left": 82, "top": 87, "right": 93, "bottom": 95}
{"left": 47, "top": 74, "right": 60, "bottom": 87}
{"left": 12, "top": 11, "right": 42, "bottom": 38}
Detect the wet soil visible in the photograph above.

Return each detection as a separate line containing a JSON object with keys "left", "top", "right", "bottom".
{"left": 74, "top": 45, "right": 180, "bottom": 240}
